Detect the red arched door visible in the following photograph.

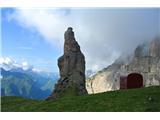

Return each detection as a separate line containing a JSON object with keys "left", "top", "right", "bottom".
{"left": 127, "top": 73, "right": 143, "bottom": 89}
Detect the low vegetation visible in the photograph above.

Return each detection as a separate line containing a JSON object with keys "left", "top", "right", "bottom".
{"left": 1, "top": 86, "right": 160, "bottom": 112}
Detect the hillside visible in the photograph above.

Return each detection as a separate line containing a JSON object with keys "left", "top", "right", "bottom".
{"left": 86, "top": 38, "right": 160, "bottom": 94}
{"left": 1, "top": 86, "right": 160, "bottom": 112}
{"left": 0, "top": 68, "right": 58, "bottom": 100}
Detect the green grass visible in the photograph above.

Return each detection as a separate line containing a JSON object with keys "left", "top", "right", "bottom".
{"left": 1, "top": 86, "right": 160, "bottom": 112}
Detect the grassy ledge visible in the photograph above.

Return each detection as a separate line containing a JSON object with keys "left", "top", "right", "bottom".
{"left": 1, "top": 86, "right": 160, "bottom": 112}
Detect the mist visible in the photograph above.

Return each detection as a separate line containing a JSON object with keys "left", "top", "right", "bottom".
{"left": 8, "top": 8, "right": 160, "bottom": 71}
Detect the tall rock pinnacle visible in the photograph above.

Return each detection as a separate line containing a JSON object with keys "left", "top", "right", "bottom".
{"left": 47, "top": 27, "right": 87, "bottom": 100}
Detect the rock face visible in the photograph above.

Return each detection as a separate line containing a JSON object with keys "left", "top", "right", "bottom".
{"left": 86, "top": 38, "right": 160, "bottom": 94}
{"left": 47, "top": 27, "right": 87, "bottom": 100}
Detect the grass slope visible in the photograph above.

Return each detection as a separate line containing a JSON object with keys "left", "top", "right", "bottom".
{"left": 1, "top": 86, "right": 160, "bottom": 112}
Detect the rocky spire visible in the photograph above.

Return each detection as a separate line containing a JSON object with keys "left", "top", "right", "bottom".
{"left": 47, "top": 27, "right": 87, "bottom": 100}
{"left": 149, "top": 37, "right": 160, "bottom": 58}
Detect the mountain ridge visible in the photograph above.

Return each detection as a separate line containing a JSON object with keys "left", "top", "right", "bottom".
{"left": 0, "top": 67, "right": 59, "bottom": 100}
{"left": 86, "top": 37, "right": 160, "bottom": 94}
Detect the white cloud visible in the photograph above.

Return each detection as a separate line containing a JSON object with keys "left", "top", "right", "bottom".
{"left": 0, "top": 57, "right": 12, "bottom": 65}
{"left": 0, "top": 57, "right": 32, "bottom": 71}
{"left": 7, "top": 8, "right": 159, "bottom": 72}
{"left": 32, "top": 68, "right": 42, "bottom": 72}
{"left": 21, "top": 61, "right": 30, "bottom": 70}
{"left": 0, "top": 57, "right": 18, "bottom": 70}
{"left": 8, "top": 8, "right": 73, "bottom": 48}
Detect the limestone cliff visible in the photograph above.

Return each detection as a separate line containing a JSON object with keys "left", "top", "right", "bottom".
{"left": 86, "top": 38, "right": 160, "bottom": 94}
{"left": 47, "top": 27, "right": 87, "bottom": 100}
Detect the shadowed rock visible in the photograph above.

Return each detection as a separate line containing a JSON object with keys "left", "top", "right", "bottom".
{"left": 47, "top": 27, "right": 87, "bottom": 100}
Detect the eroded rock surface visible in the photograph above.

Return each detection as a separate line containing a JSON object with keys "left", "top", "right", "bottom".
{"left": 86, "top": 37, "right": 160, "bottom": 94}
{"left": 47, "top": 27, "right": 87, "bottom": 100}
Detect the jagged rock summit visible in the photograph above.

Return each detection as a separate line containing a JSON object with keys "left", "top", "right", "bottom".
{"left": 86, "top": 37, "right": 160, "bottom": 94}
{"left": 47, "top": 27, "right": 87, "bottom": 100}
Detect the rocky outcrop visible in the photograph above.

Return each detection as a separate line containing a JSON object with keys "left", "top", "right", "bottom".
{"left": 86, "top": 38, "right": 160, "bottom": 94}
{"left": 47, "top": 27, "right": 87, "bottom": 100}
{"left": 149, "top": 37, "right": 160, "bottom": 57}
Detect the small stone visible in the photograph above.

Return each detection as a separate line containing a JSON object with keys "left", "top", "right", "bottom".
{"left": 149, "top": 97, "right": 152, "bottom": 101}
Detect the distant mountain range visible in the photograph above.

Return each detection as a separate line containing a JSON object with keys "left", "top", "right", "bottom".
{"left": 0, "top": 58, "right": 59, "bottom": 100}
{"left": 0, "top": 57, "right": 95, "bottom": 100}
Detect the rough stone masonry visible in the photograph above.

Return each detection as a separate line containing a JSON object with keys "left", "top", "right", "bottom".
{"left": 47, "top": 27, "right": 88, "bottom": 100}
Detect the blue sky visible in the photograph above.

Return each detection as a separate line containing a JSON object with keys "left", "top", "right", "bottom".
{"left": 1, "top": 8, "right": 62, "bottom": 72}
{"left": 1, "top": 8, "right": 160, "bottom": 72}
